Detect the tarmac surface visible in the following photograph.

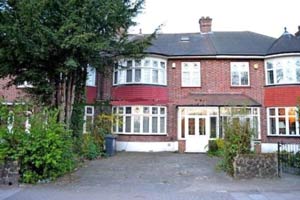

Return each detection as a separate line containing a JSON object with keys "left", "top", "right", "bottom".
{"left": 1, "top": 152, "right": 300, "bottom": 200}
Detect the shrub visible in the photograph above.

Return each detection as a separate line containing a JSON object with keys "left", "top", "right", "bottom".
{"left": 207, "top": 139, "right": 225, "bottom": 157}
{"left": 82, "top": 134, "right": 100, "bottom": 160}
{"left": 0, "top": 105, "right": 76, "bottom": 184}
{"left": 221, "top": 118, "right": 253, "bottom": 175}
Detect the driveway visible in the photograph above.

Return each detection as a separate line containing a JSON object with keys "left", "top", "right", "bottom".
{"left": 1, "top": 152, "right": 300, "bottom": 200}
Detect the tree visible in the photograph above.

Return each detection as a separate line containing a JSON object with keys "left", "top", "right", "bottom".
{"left": 0, "top": 0, "right": 154, "bottom": 127}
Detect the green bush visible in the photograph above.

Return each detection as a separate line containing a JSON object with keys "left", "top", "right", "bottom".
{"left": 0, "top": 105, "right": 76, "bottom": 184}
{"left": 221, "top": 119, "right": 253, "bottom": 175}
{"left": 82, "top": 134, "right": 100, "bottom": 160}
{"left": 207, "top": 139, "right": 224, "bottom": 157}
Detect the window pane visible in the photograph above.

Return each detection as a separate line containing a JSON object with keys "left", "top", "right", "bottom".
{"left": 153, "top": 61, "right": 158, "bottom": 68}
{"left": 143, "top": 68, "right": 151, "bottom": 83}
{"left": 199, "top": 118, "right": 206, "bottom": 135}
{"left": 240, "top": 71, "right": 249, "bottom": 85}
{"left": 126, "top": 107, "right": 131, "bottom": 114}
{"left": 188, "top": 118, "right": 195, "bottom": 135}
{"left": 152, "top": 69, "right": 158, "bottom": 83}
{"left": 289, "top": 117, "right": 296, "bottom": 135}
{"left": 119, "top": 70, "right": 125, "bottom": 84}
{"left": 160, "top": 107, "right": 165, "bottom": 115}
{"left": 182, "top": 72, "right": 190, "bottom": 85}
{"left": 276, "top": 68, "right": 283, "bottom": 83}
{"left": 135, "top": 60, "right": 141, "bottom": 67}
{"left": 143, "top": 107, "right": 150, "bottom": 114}
{"left": 210, "top": 117, "right": 217, "bottom": 138}
{"left": 114, "top": 71, "right": 118, "bottom": 84}
{"left": 297, "top": 68, "right": 300, "bottom": 83}
{"left": 134, "top": 116, "right": 140, "bottom": 133}
{"left": 152, "top": 117, "right": 158, "bottom": 133}
{"left": 152, "top": 107, "right": 158, "bottom": 114}
{"left": 144, "top": 60, "right": 150, "bottom": 67}
{"left": 269, "top": 118, "right": 276, "bottom": 135}
{"left": 125, "top": 116, "right": 131, "bottom": 133}
{"left": 118, "top": 116, "right": 123, "bottom": 132}
{"left": 181, "top": 118, "right": 185, "bottom": 138}
{"left": 232, "top": 71, "right": 239, "bottom": 85}
{"left": 160, "top": 117, "right": 165, "bottom": 133}
{"left": 127, "top": 60, "right": 132, "bottom": 67}
{"left": 143, "top": 117, "right": 149, "bottom": 133}
{"left": 160, "top": 62, "right": 165, "bottom": 69}
{"left": 278, "top": 108, "right": 285, "bottom": 116}
{"left": 192, "top": 72, "right": 200, "bottom": 86}
{"left": 269, "top": 108, "right": 275, "bottom": 116}
{"left": 279, "top": 118, "right": 286, "bottom": 135}
{"left": 126, "top": 69, "right": 132, "bottom": 82}
{"left": 253, "top": 116, "right": 259, "bottom": 139}
{"left": 267, "top": 70, "right": 274, "bottom": 84}
{"left": 135, "top": 69, "right": 141, "bottom": 82}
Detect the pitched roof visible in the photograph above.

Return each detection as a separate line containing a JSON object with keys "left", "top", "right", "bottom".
{"left": 144, "top": 31, "right": 275, "bottom": 56}
{"left": 177, "top": 93, "right": 261, "bottom": 107}
{"left": 267, "top": 32, "right": 300, "bottom": 55}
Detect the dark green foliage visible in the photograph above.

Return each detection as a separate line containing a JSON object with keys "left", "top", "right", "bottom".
{"left": 82, "top": 134, "right": 101, "bottom": 160}
{"left": 207, "top": 139, "right": 224, "bottom": 157}
{"left": 0, "top": 104, "right": 75, "bottom": 184}
{"left": 221, "top": 119, "right": 253, "bottom": 175}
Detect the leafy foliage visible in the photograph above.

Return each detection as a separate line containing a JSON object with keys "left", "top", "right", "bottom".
{"left": 0, "top": 0, "right": 155, "bottom": 125}
{"left": 0, "top": 104, "right": 75, "bottom": 184}
{"left": 221, "top": 118, "right": 253, "bottom": 175}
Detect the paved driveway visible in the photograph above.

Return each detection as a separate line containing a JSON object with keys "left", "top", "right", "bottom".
{"left": 1, "top": 152, "right": 300, "bottom": 200}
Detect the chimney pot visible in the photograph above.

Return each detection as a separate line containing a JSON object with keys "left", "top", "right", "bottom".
{"left": 199, "top": 16, "right": 212, "bottom": 33}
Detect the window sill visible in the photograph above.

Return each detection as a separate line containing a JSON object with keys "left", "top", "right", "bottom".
{"left": 181, "top": 86, "right": 201, "bottom": 88}
{"left": 113, "top": 83, "right": 167, "bottom": 87}
{"left": 114, "top": 133, "right": 167, "bottom": 136}
{"left": 267, "top": 135, "right": 300, "bottom": 137}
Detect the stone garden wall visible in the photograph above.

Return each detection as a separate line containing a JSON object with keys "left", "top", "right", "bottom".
{"left": 233, "top": 153, "right": 278, "bottom": 179}
{"left": 0, "top": 160, "right": 20, "bottom": 185}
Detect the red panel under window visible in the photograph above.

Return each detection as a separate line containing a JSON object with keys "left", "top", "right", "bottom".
{"left": 265, "top": 86, "right": 300, "bottom": 107}
{"left": 111, "top": 85, "right": 168, "bottom": 105}
{"left": 86, "top": 86, "right": 97, "bottom": 104}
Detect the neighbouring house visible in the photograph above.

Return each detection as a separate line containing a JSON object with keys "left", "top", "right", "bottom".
{"left": 99, "top": 17, "right": 300, "bottom": 153}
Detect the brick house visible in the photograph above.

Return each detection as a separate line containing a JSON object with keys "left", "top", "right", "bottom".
{"left": 97, "top": 17, "right": 300, "bottom": 153}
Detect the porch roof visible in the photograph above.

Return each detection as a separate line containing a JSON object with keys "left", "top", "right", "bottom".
{"left": 177, "top": 93, "right": 261, "bottom": 107}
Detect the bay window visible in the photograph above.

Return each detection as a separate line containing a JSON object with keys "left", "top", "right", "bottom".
{"left": 267, "top": 107, "right": 300, "bottom": 136}
{"left": 265, "top": 57, "right": 300, "bottom": 85}
{"left": 112, "top": 106, "right": 167, "bottom": 135}
{"left": 113, "top": 57, "right": 167, "bottom": 85}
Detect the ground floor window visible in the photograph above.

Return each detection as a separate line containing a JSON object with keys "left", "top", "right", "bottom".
{"left": 267, "top": 107, "right": 300, "bottom": 136}
{"left": 178, "top": 107, "right": 260, "bottom": 140}
{"left": 83, "top": 106, "right": 94, "bottom": 134}
{"left": 112, "top": 106, "right": 167, "bottom": 135}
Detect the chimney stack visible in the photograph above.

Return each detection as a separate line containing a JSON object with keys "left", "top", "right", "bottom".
{"left": 295, "top": 26, "right": 300, "bottom": 37}
{"left": 199, "top": 16, "right": 212, "bottom": 33}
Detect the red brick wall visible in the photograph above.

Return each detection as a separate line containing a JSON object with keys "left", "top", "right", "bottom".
{"left": 86, "top": 86, "right": 97, "bottom": 104}
{"left": 167, "top": 59, "right": 266, "bottom": 143}
{"left": 0, "top": 78, "right": 27, "bottom": 103}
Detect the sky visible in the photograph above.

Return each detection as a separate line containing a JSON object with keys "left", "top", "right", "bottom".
{"left": 130, "top": 0, "right": 300, "bottom": 38}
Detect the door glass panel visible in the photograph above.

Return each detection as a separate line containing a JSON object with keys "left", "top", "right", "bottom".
{"left": 210, "top": 117, "right": 216, "bottom": 138}
{"left": 269, "top": 118, "right": 276, "bottom": 135}
{"left": 181, "top": 118, "right": 185, "bottom": 138}
{"left": 199, "top": 118, "right": 206, "bottom": 135}
{"left": 279, "top": 118, "right": 286, "bottom": 135}
{"left": 188, "top": 118, "right": 195, "bottom": 135}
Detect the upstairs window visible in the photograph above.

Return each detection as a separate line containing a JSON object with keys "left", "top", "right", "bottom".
{"left": 86, "top": 65, "right": 96, "bottom": 86}
{"left": 265, "top": 57, "right": 300, "bottom": 85}
{"left": 113, "top": 57, "right": 167, "bottom": 86}
{"left": 181, "top": 62, "right": 201, "bottom": 87}
{"left": 230, "top": 62, "right": 249, "bottom": 86}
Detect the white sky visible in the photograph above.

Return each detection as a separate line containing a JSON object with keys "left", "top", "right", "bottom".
{"left": 130, "top": 0, "right": 300, "bottom": 38}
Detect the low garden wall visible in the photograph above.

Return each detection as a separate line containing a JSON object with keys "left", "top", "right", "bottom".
{"left": 233, "top": 153, "right": 278, "bottom": 179}
{"left": 0, "top": 160, "right": 20, "bottom": 185}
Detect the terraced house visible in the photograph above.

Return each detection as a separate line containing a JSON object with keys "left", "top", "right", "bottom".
{"left": 3, "top": 17, "right": 300, "bottom": 153}
{"left": 96, "top": 17, "right": 300, "bottom": 153}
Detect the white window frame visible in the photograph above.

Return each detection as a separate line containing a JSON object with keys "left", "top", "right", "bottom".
{"left": 230, "top": 62, "right": 250, "bottom": 87}
{"left": 17, "top": 81, "right": 33, "bottom": 88}
{"left": 83, "top": 105, "right": 94, "bottom": 134}
{"left": 265, "top": 57, "right": 300, "bottom": 85}
{"left": 181, "top": 62, "right": 201, "bottom": 87}
{"left": 112, "top": 106, "right": 167, "bottom": 135}
{"left": 113, "top": 57, "right": 167, "bottom": 86}
{"left": 86, "top": 65, "right": 96, "bottom": 87}
{"left": 267, "top": 107, "right": 300, "bottom": 136}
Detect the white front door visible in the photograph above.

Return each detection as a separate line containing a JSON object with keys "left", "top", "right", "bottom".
{"left": 185, "top": 116, "right": 209, "bottom": 153}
